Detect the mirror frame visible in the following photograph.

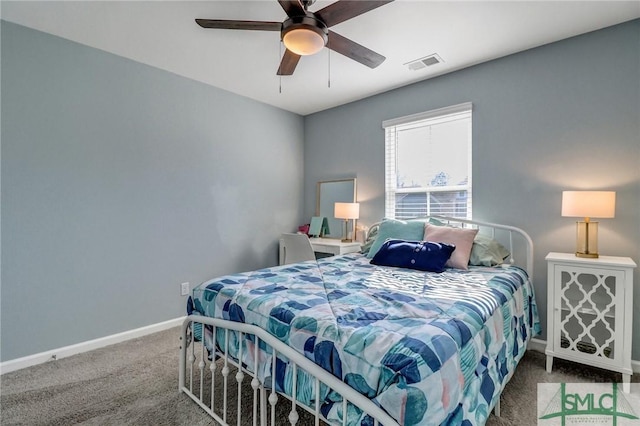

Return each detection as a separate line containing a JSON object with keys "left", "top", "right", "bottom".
{"left": 315, "top": 178, "right": 357, "bottom": 239}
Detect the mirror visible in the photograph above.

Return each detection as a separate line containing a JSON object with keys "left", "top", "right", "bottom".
{"left": 316, "top": 178, "right": 357, "bottom": 239}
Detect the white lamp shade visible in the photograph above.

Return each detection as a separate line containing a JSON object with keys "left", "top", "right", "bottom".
{"left": 334, "top": 202, "right": 360, "bottom": 220}
{"left": 561, "top": 191, "right": 615, "bottom": 218}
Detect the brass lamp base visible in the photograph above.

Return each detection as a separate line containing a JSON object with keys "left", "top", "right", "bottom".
{"left": 576, "top": 252, "right": 599, "bottom": 258}
{"left": 574, "top": 220, "right": 599, "bottom": 259}
{"left": 340, "top": 219, "right": 354, "bottom": 243}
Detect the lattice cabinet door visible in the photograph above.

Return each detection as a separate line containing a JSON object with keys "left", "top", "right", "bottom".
{"left": 545, "top": 252, "right": 636, "bottom": 393}
{"left": 553, "top": 264, "right": 624, "bottom": 365}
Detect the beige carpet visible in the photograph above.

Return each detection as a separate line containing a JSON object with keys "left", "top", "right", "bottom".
{"left": 1, "top": 327, "right": 636, "bottom": 425}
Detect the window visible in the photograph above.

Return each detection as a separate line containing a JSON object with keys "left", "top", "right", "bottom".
{"left": 383, "top": 103, "right": 472, "bottom": 220}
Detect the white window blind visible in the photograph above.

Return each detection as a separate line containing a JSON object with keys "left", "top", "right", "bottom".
{"left": 383, "top": 103, "right": 472, "bottom": 220}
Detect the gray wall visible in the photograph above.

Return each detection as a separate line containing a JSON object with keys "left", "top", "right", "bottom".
{"left": 304, "top": 20, "right": 640, "bottom": 359}
{"left": 2, "top": 18, "right": 638, "bottom": 364}
{"left": 1, "top": 21, "right": 305, "bottom": 362}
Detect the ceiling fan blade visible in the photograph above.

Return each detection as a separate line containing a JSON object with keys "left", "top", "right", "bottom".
{"left": 327, "top": 31, "right": 385, "bottom": 69}
{"left": 315, "top": 0, "right": 394, "bottom": 28}
{"left": 278, "top": 0, "right": 305, "bottom": 18}
{"left": 277, "top": 49, "right": 302, "bottom": 75}
{"left": 195, "top": 19, "right": 281, "bottom": 31}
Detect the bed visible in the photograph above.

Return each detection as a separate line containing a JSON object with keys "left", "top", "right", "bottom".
{"left": 179, "top": 217, "right": 540, "bottom": 426}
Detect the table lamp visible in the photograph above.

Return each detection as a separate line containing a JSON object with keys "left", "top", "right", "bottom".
{"left": 334, "top": 202, "right": 360, "bottom": 242}
{"left": 561, "top": 191, "right": 615, "bottom": 258}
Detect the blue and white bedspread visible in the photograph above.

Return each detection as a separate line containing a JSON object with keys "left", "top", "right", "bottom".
{"left": 188, "top": 253, "right": 540, "bottom": 426}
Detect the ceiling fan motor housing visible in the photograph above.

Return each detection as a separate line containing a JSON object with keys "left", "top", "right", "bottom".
{"left": 282, "top": 15, "right": 329, "bottom": 55}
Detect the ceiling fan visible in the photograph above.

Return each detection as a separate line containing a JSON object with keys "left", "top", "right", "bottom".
{"left": 196, "top": 0, "right": 394, "bottom": 76}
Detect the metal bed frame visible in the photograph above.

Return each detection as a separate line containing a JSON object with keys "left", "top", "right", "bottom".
{"left": 179, "top": 217, "right": 534, "bottom": 425}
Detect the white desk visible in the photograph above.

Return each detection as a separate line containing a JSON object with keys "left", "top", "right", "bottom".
{"left": 308, "top": 238, "right": 361, "bottom": 256}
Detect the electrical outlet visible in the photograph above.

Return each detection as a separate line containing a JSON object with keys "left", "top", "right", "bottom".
{"left": 180, "top": 282, "right": 190, "bottom": 296}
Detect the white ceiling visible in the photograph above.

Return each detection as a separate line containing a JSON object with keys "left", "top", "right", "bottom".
{"left": 2, "top": 1, "right": 639, "bottom": 115}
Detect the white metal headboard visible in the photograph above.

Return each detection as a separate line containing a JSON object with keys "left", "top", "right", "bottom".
{"left": 366, "top": 216, "right": 534, "bottom": 281}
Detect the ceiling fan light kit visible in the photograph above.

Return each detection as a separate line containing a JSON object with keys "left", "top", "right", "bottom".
{"left": 196, "top": 0, "right": 394, "bottom": 76}
{"left": 282, "top": 16, "right": 328, "bottom": 56}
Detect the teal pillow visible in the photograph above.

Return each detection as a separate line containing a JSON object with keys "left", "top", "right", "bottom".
{"left": 366, "top": 219, "right": 427, "bottom": 258}
{"left": 469, "top": 234, "right": 511, "bottom": 266}
{"left": 360, "top": 224, "right": 379, "bottom": 256}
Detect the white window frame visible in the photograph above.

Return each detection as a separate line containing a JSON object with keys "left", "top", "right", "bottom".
{"left": 383, "top": 102, "right": 472, "bottom": 220}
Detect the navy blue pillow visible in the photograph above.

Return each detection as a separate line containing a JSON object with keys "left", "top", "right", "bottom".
{"left": 370, "top": 239, "right": 456, "bottom": 273}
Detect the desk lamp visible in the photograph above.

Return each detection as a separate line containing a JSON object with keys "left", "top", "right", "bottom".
{"left": 334, "top": 202, "right": 360, "bottom": 243}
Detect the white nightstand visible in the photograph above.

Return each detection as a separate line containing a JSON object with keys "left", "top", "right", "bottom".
{"left": 545, "top": 252, "right": 637, "bottom": 392}
{"left": 308, "top": 238, "right": 361, "bottom": 256}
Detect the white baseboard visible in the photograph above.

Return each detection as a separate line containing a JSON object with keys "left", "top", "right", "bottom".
{"left": 3, "top": 321, "right": 639, "bottom": 376}
{"left": 0, "top": 316, "right": 185, "bottom": 375}
{"left": 527, "top": 337, "right": 640, "bottom": 374}
{"left": 528, "top": 337, "right": 547, "bottom": 354}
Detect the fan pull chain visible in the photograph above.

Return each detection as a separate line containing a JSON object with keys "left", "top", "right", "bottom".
{"left": 279, "top": 40, "right": 283, "bottom": 94}
{"left": 327, "top": 42, "right": 331, "bottom": 88}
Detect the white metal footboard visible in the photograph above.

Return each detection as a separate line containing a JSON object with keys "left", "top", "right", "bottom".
{"left": 179, "top": 315, "right": 400, "bottom": 426}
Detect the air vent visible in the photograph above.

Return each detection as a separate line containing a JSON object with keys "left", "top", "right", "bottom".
{"left": 405, "top": 54, "right": 444, "bottom": 71}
